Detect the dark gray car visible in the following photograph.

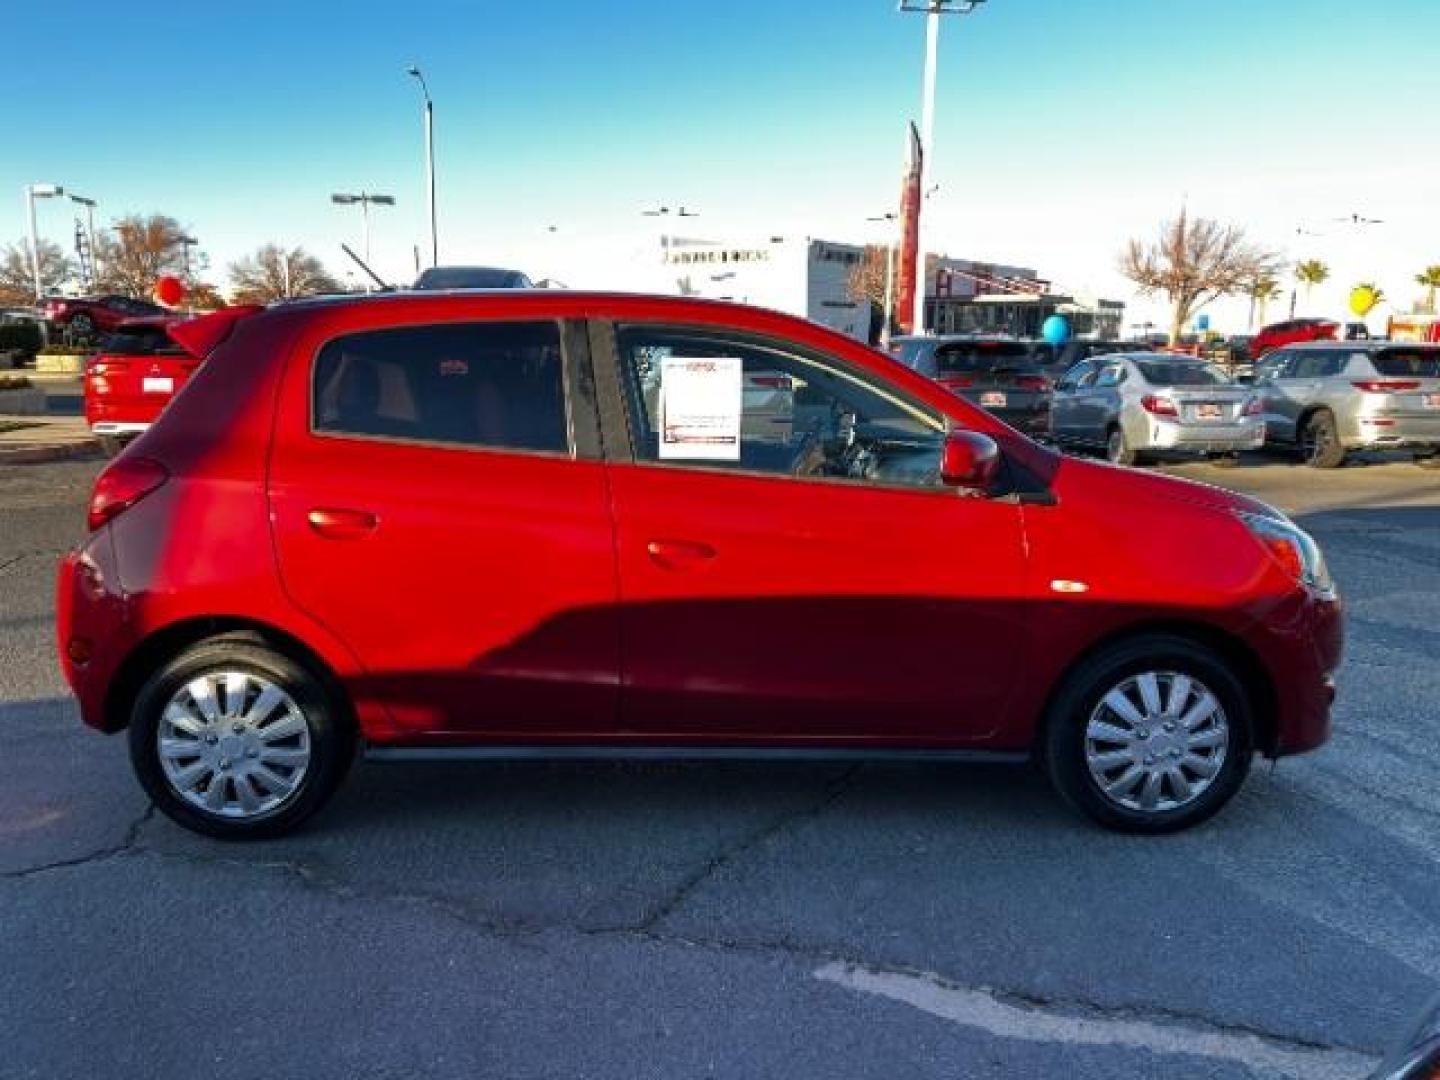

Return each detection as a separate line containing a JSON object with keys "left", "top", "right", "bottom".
{"left": 412, "top": 266, "right": 533, "bottom": 290}
{"left": 890, "top": 335, "right": 1051, "bottom": 438}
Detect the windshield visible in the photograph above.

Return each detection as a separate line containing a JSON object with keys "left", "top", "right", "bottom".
{"left": 1136, "top": 360, "right": 1232, "bottom": 386}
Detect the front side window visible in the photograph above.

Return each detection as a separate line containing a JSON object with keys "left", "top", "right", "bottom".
{"left": 313, "top": 321, "right": 569, "bottom": 454}
{"left": 616, "top": 326, "right": 946, "bottom": 490}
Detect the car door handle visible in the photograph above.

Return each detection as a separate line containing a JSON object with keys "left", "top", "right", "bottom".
{"left": 307, "top": 507, "right": 378, "bottom": 540}
{"left": 646, "top": 539, "right": 717, "bottom": 569}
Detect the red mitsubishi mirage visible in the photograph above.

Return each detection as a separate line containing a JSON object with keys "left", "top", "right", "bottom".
{"left": 56, "top": 292, "right": 1342, "bottom": 838}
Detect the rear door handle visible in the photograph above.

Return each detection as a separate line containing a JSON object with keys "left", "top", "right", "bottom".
{"left": 307, "top": 507, "right": 378, "bottom": 540}
{"left": 646, "top": 539, "right": 717, "bottom": 570}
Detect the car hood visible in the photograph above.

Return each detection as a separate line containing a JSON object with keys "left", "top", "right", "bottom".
{"left": 1050, "top": 454, "right": 1279, "bottom": 520}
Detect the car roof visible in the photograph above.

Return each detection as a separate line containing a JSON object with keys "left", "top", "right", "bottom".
{"left": 1285, "top": 340, "right": 1433, "bottom": 352}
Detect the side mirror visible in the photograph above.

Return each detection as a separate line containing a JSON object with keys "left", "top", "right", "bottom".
{"left": 941, "top": 430, "right": 1001, "bottom": 490}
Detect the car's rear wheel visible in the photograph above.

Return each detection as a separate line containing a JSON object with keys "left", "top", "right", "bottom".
{"left": 69, "top": 313, "right": 95, "bottom": 338}
{"left": 1300, "top": 410, "right": 1346, "bottom": 468}
{"left": 1209, "top": 452, "right": 1241, "bottom": 468}
{"left": 1416, "top": 451, "right": 1440, "bottom": 470}
{"left": 128, "top": 639, "right": 355, "bottom": 839}
{"left": 1042, "top": 635, "right": 1254, "bottom": 833}
{"left": 1106, "top": 425, "right": 1140, "bottom": 467}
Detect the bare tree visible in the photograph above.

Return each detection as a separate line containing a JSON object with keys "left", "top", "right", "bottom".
{"left": 847, "top": 245, "right": 892, "bottom": 309}
{"left": 228, "top": 245, "right": 340, "bottom": 304}
{"left": 1120, "top": 208, "right": 1281, "bottom": 343}
{"left": 0, "top": 239, "right": 76, "bottom": 305}
{"left": 94, "top": 214, "right": 196, "bottom": 298}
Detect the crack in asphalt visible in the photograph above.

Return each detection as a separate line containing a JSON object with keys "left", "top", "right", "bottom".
{"left": 0, "top": 546, "right": 67, "bottom": 577}
{"left": 627, "top": 763, "right": 864, "bottom": 934}
{"left": 2, "top": 803, "right": 156, "bottom": 879}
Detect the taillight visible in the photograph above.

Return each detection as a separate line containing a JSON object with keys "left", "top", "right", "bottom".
{"left": 940, "top": 376, "right": 973, "bottom": 390}
{"left": 1243, "top": 396, "right": 1263, "bottom": 416}
{"left": 1352, "top": 380, "right": 1420, "bottom": 393}
{"left": 88, "top": 456, "right": 169, "bottom": 531}
{"left": 1141, "top": 394, "right": 1178, "bottom": 416}
{"left": 1015, "top": 375, "right": 1050, "bottom": 392}
{"left": 748, "top": 376, "right": 792, "bottom": 391}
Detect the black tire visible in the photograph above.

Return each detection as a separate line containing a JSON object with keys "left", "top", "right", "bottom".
{"left": 1300, "top": 410, "right": 1346, "bottom": 469}
{"left": 1042, "top": 634, "right": 1254, "bottom": 834}
{"left": 1416, "top": 451, "right": 1440, "bottom": 470}
{"left": 1105, "top": 425, "right": 1139, "bottom": 467}
{"left": 1209, "top": 452, "right": 1241, "bottom": 468}
{"left": 128, "top": 638, "right": 356, "bottom": 839}
{"left": 69, "top": 313, "right": 95, "bottom": 339}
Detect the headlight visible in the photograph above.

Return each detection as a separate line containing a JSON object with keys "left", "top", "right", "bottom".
{"left": 1237, "top": 512, "right": 1334, "bottom": 594}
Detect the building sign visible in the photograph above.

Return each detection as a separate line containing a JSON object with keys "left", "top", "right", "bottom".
{"left": 665, "top": 249, "right": 772, "bottom": 266}
{"left": 657, "top": 356, "right": 743, "bottom": 460}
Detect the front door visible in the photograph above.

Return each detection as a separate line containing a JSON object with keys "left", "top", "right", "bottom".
{"left": 268, "top": 316, "right": 620, "bottom": 740}
{"left": 599, "top": 322, "right": 1031, "bottom": 745}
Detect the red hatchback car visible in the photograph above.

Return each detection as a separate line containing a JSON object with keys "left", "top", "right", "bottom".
{"left": 56, "top": 293, "right": 1342, "bottom": 838}
{"left": 84, "top": 320, "right": 198, "bottom": 454}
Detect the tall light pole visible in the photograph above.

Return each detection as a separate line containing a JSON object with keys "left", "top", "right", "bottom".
{"left": 68, "top": 193, "right": 98, "bottom": 287}
{"left": 898, "top": 0, "right": 990, "bottom": 334}
{"left": 25, "top": 183, "right": 65, "bottom": 301}
{"left": 407, "top": 66, "right": 438, "bottom": 269}
{"left": 177, "top": 233, "right": 199, "bottom": 283}
{"left": 331, "top": 193, "right": 395, "bottom": 288}
{"left": 868, "top": 212, "right": 899, "bottom": 347}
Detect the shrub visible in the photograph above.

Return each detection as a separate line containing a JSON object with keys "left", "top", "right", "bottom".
{"left": 0, "top": 374, "right": 32, "bottom": 391}
{"left": 0, "top": 323, "right": 43, "bottom": 359}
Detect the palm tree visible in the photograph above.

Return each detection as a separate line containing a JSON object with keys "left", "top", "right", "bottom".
{"left": 1294, "top": 259, "right": 1329, "bottom": 307}
{"left": 1416, "top": 265, "right": 1440, "bottom": 312}
{"left": 1247, "top": 275, "right": 1283, "bottom": 330}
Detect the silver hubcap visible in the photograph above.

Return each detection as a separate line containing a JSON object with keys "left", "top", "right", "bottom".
{"left": 1084, "top": 671, "right": 1229, "bottom": 814}
{"left": 156, "top": 671, "right": 311, "bottom": 819}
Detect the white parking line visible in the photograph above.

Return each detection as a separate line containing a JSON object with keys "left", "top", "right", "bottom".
{"left": 814, "top": 962, "right": 1380, "bottom": 1080}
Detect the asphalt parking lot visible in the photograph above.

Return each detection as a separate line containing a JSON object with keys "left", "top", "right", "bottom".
{"left": 2, "top": 453, "right": 1437, "bottom": 1079}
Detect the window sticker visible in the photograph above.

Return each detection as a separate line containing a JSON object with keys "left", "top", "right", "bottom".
{"left": 657, "top": 356, "right": 743, "bottom": 460}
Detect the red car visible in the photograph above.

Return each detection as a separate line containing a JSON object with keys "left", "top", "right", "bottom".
{"left": 84, "top": 319, "right": 195, "bottom": 454}
{"left": 56, "top": 293, "right": 1342, "bottom": 839}
{"left": 43, "top": 294, "right": 170, "bottom": 338}
{"left": 1250, "top": 317, "right": 1339, "bottom": 359}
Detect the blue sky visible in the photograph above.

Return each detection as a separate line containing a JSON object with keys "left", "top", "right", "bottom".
{"left": 4, "top": 0, "right": 1437, "bottom": 328}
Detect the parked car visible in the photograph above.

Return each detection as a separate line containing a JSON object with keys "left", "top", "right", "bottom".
{"left": 1050, "top": 354, "right": 1264, "bottom": 466}
{"left": 1030, "top": 339, "right": 1140, "bottom": 378}
{"left": 1371, "top": 993, "right": 1440, "bottom": 1080}
{"left": 890, "top": 335, "right": 1051, "bottom": 437}
{"left": 1251, "top": 317, "right": 1339, "bottom": 359}
{"left": 84, "top": 321, "right": 196, "bottom": 456}
{"left": 42, "top": 294, "right": 169, "bottom": 339}
{"left": 1251, "top": 341, "right": 1440, "bottom": 468}
{"left": 57, "top": 293, "right": 1341, "bottom": 839}
{"left": 412, "top": 266, "right": 533, "bottom": 290}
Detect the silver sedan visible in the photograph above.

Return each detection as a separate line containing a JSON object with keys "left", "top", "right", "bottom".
{"left": 1050, "top": 354, "right": 1264, "bottom": 466}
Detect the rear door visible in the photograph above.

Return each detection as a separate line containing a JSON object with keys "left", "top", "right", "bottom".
{"left": 268, "top": 315, "right": 621, "bottom": 740}
{"left": 1273, "top": 351, "right": 1341, "bottom": 439}
{"left": 1050, "top": 360, "right": 1098, "bottom": 444}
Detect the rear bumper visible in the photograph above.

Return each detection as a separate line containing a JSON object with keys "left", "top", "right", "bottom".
{"left": 56, "top": 536, "right": 135, "bottom": 733}
{"left": 90, "top": 422, "right": 151, "bottom": 437}
{"left": 990, "top": 407, "right": 1051, "bottom": 437}
{"left": 1146, "top": 417, "right": 1265, "bottom": 453}
{"left": 1346, "top": 414, "right": 1440, "bottom": 450}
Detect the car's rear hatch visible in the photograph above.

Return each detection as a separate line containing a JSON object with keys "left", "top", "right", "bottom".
{"left": 1357, "top": 347, "right": 1440, "bottom": 418}
{"left": 85, "top": 329, "right": 199, "bottom": 427}
{"left": 932, "top": 340, "right": 1049, "bottom": 413}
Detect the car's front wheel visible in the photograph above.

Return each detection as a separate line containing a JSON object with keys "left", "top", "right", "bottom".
{"left": 1042, "top": 635, "right": 1254, "bottom": 833}
{"left": 128, "top": 638, "right": 356, "bottom": 839}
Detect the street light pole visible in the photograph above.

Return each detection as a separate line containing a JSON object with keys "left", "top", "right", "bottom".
{"left": 24, "top": 184, "right": 65, "bottom": 302}
{"left": 407, "top": 66, "right": 438, "bottom": 269}
{"left": 68, "top": 194, "right": 98, "bottom": 288}
{"left": 898, "top": 0, "right": 990, "bottom": 334}
{"left": 331, "top": 193, "right": 396, "bottom": 289}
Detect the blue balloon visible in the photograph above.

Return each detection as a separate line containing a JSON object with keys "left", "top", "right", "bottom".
{"left": 1042, "top": 315, "right": 1070, "bottom": 345}
{"left": 1196, "top": 313, "right": 1211, "bottom": 331}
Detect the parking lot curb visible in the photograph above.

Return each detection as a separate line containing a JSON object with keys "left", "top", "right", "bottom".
{"left": 0, "top": 439, "right": 101, "bottom": 465}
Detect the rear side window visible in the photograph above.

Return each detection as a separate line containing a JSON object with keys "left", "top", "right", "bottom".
{"left": 934, "top": 341, "right": 1032, "bottom": 374}
{"left": 1373, "top": 349, "right": 1440, "bottom": 378}
{"left": 1291, "top": 354, "right": 1343, "bottom": 379}
{"left": 312, "top": 321, "right": 568, "bottom": 454}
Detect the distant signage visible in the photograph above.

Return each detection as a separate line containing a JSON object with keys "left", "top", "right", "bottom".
{"left": 665, "top": 249, "right": 771, "bottom": 266}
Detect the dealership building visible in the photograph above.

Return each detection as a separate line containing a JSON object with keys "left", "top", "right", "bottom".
{"left": 653, "top": 235, "right": 1123, "bottom": 342}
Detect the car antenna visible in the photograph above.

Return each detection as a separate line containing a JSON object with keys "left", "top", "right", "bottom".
{"left": 340, "top": 244, "right": 393, "bottom": 291}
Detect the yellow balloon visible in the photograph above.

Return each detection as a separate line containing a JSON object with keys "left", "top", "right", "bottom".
{"left": 1349, "top": 286, "right": 1379, "bottom": 317}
